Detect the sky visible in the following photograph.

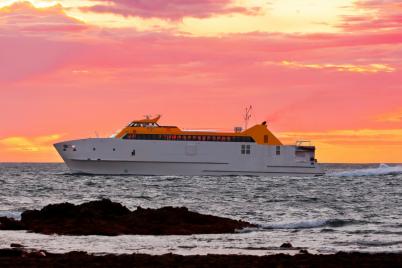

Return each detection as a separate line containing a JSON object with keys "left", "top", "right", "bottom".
{"left": 0, "top": 0, "right": 401, "bottom": 163}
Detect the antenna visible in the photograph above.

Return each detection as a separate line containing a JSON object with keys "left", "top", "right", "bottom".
{"left": 243, "top": 105, "right": 252, "bottom": 130}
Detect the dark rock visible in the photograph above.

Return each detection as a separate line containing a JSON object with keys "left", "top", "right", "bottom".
{"left": 299, "top": 249, "right": 309, "bottom": 254}
{"left": 280, "top": 242, "right": 293, "bottom": 248}
{"left": 1, "top": 251, "right": 402, "bottom": 268}
{"left": 10, "top": 244, "right": 24, "bottom": 248}
{"left": 0, "top": 248, "right": 24, "bottom": 257}
{"left": 3, "top": 199, "right": 254, "bottom": 236}
{"left": 0, "top": 217, "right": 24, "bottom": 230}
{"left": 29, "top": 250, "right": 47, "bottom": 257}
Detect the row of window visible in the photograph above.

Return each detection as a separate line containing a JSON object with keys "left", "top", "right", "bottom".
{"left": 241, "top": 145, "right": 280, "bottom": 155}
{"left": 123, "top": 134, "right": 255, "bottom": 142}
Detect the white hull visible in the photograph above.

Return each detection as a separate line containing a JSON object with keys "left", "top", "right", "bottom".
{"left": 55, "top": 138, "right": 324, "bottom": 176}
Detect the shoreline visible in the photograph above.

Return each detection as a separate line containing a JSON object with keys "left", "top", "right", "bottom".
{"left": 1, "top": 248, "right": 402, "bottom": 268}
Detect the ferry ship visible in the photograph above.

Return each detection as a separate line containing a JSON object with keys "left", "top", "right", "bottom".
{"left": 54, "top": 116, "right": 324, "bottom": 176}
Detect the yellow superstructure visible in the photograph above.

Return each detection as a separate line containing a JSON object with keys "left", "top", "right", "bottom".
{"left": 115, "top": 116, "right": 282, "bottom": 145}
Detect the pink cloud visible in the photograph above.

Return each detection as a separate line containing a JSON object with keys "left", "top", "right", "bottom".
{"left": 341, "top": 14, "right": 402, "bottom": 31}
{"left": 81, "top": 0, "right": 260, "bottom": 20}
{"left": 2, "top": 2, "right": 402, "bottom": 83}
{"left": 354, "top": 0, "right": 402, "bottom": 8}
{"left": 0, "top": 2, "right": 93, "bottom": 82}
{"left": 340, "top": 0, "right": 402, "bottom": 31}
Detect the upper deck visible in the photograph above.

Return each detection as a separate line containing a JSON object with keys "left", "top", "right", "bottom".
{"left": 115, "top": 116, "right": 282, "bottom": 145}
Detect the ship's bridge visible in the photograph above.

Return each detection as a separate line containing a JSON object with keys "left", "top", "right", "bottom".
{"left": 116, "top": 115, "right": 282, "bottom": 146}
{"left": 127, "top": 115, "right": 161, "bottom": 128}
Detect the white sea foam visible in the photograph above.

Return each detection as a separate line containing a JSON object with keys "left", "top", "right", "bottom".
{"left": 242, "top": 219, "right": 355, "bottom": 231}
{"left": 0, "top": 211, "right": 21, "bottom": 220}
{"left": 261, "top": 219, "right": 329, "bottom": 229}
{"left": 330, "top": 164, "right": 402, "bottom": 177}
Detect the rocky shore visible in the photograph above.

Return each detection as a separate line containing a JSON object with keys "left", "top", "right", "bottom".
{"left": 2, "top": 199, "right": 402, "bottom": 267}
{"left": 1, "top": 248, "right": 402, "bottom": 268}
{"left": 0, "top": 199, "right": 254, "bottom": 235}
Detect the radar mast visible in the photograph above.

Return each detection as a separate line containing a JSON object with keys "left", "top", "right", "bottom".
{"left": 244, "top": 105, "right": 252, "bottom": 130}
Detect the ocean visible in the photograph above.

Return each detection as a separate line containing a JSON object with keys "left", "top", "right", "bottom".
{"left": 0, "top": 163, "right": 401, "bottom": 255}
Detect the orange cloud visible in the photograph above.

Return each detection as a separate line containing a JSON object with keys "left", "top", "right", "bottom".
{"left": 280, "top": 129, "right": 402, "bottom": 145}
{"left": 0, "top": 134, "right": 63, "bottom": 152}
{"left": 0, "top": 134, "right": 64, "bottom": 162}
{"left": 279, "top": 129, "right": 402, "bottom": 163}
{"left": 376, "top": 110, "right": 402, "bottom": 122}
{"left": 280, "top": 61, "right": 395, "bottom": 73}
{"left": 0, "top": 1, "right": 88, "bottom": 33}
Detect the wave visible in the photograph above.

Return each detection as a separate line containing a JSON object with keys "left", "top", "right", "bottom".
{"left": 260, "top": 218, "right": 357, "bottom": 229}
{"left": 0, "top": 211, "right": 21, "bottom": 220}
{"left": 237, "top": 219, "right": 357, "bottom": 233}
{"left": 330, "top": 164, "right": 402, "bottom": 177}
{"left": 356, "top": 240, "right": 402, "bottom": 247}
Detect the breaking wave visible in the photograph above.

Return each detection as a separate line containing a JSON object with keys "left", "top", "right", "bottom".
{"left": 260, "top": 218, "right": 357, "bottom": 229}
{"left": 356, "top": 240, "right": 402, "bottom": 247}
{"left": 330, "top": 164, "right": 402, "bottom": 177}
{"left": 0, "top": 211, "right": 21, "bottom": 220}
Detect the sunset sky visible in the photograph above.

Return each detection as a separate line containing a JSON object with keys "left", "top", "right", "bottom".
{"left": 0, "top": 0, "right": 401, "bottom": 163}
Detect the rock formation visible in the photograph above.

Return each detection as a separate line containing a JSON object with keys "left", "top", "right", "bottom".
{"left": 0, "top": 199, "right": 254, "bottom": 236}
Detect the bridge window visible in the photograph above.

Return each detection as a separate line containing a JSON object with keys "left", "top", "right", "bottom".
{"left": 128, "top": 122, "right": 160, "bottom": 128}
{"left": 276, "top": 146, "right": 281, "bottom": 155}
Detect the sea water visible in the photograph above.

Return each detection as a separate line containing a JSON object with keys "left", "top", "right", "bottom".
{"left": 0, "top": 163, "right": 401, "bottom": 255}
